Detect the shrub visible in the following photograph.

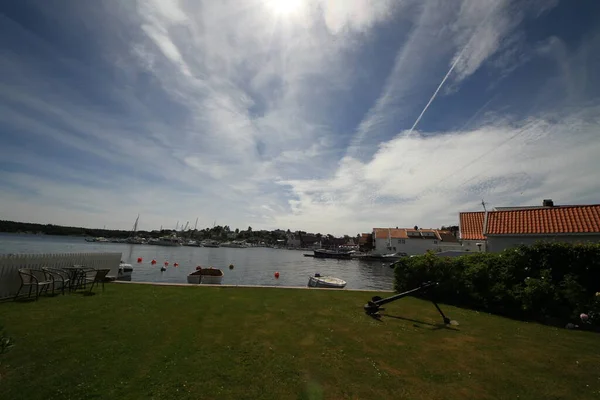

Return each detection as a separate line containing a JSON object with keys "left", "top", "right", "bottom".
{"left": 393, "top": 242, "right": 600, "bottom": 326}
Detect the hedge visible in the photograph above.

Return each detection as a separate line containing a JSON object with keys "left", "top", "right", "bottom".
{"left": 393, "top": 242, "right": 600, "bottom": 327}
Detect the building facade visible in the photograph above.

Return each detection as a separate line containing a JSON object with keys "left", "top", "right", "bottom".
{"left": 371, "top": 227, "right": 460, "bottom": 255}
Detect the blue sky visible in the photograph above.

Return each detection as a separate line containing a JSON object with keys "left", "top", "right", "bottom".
{"left": 1, "top": 0, "right": 599, "bottom": 234}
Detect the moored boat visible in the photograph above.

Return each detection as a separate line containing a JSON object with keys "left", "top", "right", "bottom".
{"left": 307, "top": 274, "right": 346, "bottom": 289}
{"left": 201, "top": 240, "right": 220, "bottom": 248}
{"left": 187, "top": 267, "right": 224, "bottom": 284}
{"left": 313, "top": 249, "right": 352, "bottom": 260}
{"left": 118, "top": 262, "right": 133, "bottom": 280}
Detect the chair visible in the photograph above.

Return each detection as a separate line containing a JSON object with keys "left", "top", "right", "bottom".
{"left": 86, "top": 269, "right": 111, "bottom": 294}
{"left": 14, "top": 269, "right": 52, "bottom": 301}
{"left": 42, "top": 268, "right": 71, "bottom": 295}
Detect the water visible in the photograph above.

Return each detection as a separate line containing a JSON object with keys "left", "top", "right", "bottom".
{"left": 0, "top": 234, "right": 395, "bottom": 290}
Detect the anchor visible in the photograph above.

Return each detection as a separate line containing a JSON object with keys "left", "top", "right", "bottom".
{"left": 364, "top": 281, "right": 453, "bottom": 325}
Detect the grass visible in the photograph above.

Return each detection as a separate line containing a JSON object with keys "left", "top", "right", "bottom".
{"left": 0, "top": 284, "right": 599, "bottom": 400}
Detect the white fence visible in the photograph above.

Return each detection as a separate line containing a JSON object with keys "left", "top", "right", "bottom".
{"left": 0, "top": 252, "right": 122, "bottom": 299}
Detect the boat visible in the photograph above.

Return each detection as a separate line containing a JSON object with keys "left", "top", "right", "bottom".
{"left": 183, "top": 240, "right": 199, "bottom": 246}
{"left": 118, "top": 262, "right": 133, "bottom": 281}
{"left": 125, "top": 215, "right": 145, "bottom": 244}
{"left": 154, "top": 235, "right": 181, "bottom": 246}
{"left": 313, "top": 249, "right": 352, "bottom": 260}
{"left": 187, "top": 267, "right": 224, "bottom": 284}
{"left": 221, "top": 241, "right": 249, "bottom": 248}
{"left": 307, "top": 274, "right": 346, "bottom": 289}
{"left": 352, "top": 252, "right": 408, "bottom": 262}
{"left": 202, "top": 240, "right": 220, "bottom": 248}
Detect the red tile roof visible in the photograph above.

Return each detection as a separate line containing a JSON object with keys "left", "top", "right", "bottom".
{"left": 486, "top": 205, "right": 600, "bottom": 235}
{"left": 459, "top": 212, "right": 486, "bottom": 240}
{"left": 373, "top": 228, "right": 408, "bottom": 239}
{"left": 372, "top": 228, "right": 444, "bottom": 241}
{"left": 459, "top": 205, "right": 600, "bottom": 238}
{"left": 358, "top": 233, "right": 372, "bottom": 244}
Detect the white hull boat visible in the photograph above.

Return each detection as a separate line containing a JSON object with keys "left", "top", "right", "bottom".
{"left": 187, "top": 268, "right": 224, "bottom": 284}
{"left": 307, "top": 274, "right": 346, "bottom": 289}
{"left": 118, "top": 262, "right": 133, "bottom": 280}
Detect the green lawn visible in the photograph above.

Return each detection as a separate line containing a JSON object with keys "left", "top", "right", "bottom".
{"left": 0, "top": 284, "right": 598, "bottom": 400}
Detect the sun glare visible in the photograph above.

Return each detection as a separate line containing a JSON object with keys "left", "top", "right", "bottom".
{"left": 266, "top": 0, "right": 303, "bottom": 16}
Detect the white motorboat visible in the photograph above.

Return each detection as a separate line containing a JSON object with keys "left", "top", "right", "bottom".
{"left": 201, "top": 240, "right": 220, "bottom": 248}
{"left": 118, "top": 262, "right": 133, "bottom": 280}
{"left": 154, "top": 235, "right": 181, "bottom": 246}
{"left": 307, "top": 274, "right": 347, "bottom": 289}
{"left": 187, "top": 267, "right": 224, "bottom": 284}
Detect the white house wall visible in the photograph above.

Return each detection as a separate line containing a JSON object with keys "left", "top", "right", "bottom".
{"left": 487, "top": 235, "right": 600, "bottom": 253}
{"left": 461, "top": 240, "right": 487, "bottom": 252}
{"left": 373, "top": 237, "right": 446, "bottom": 255}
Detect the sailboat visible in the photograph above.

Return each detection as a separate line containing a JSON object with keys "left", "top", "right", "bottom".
{"left": 126, "top": 215, "right": 145, "bottom": 244}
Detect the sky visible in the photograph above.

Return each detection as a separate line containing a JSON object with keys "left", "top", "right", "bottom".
{"left": 1, "top": 0, "right": 599, "bottom": 235}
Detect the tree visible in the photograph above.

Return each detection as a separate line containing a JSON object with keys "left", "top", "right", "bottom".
{"left": 248, "top": 226, "right": 252, "bottom": 232}
{"left": 235, "top": 228, "right": 239, "bottom": 234}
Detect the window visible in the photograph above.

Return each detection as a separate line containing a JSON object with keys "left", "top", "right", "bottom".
{"left": 398, "top": 239, "right": 405, "bottom": 244}
{"left": 433, "top": 240, "right": 438, "bottom": 244}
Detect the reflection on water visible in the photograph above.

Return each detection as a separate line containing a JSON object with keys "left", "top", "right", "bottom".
{"left": 0, "top": 234, "right": 395, "bottom": 290}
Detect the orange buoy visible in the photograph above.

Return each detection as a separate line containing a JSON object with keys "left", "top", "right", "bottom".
{"left": 137, "top": 257, "right": 143, "bottom": 263}
{"left": 164, "top": 261, "right": 169, "bottom": 266}
{"left": 173, "top": 262, "right": 179, "bottom": 267}
{"left": 274, "top": 271, "right": 280, "bottom": 279}
{"left": 151, "top": 259, "right": 157, "bottom": 265}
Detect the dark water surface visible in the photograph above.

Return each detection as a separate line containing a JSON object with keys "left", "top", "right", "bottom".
{"left": 0, "top": 234, "right": 395, "bottom": 290}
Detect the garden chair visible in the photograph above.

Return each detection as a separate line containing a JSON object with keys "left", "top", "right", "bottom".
{"left": 42, "top": 268, "right": 71, "bottom": 295}
{"left": 14, "top": 268, "right": 52, "bottom": 301}
{"left": 76, "top": 267, "right": 97, "bottom": 290}
{"left": 86, "top": 269, "right": 111, "bottom": 294}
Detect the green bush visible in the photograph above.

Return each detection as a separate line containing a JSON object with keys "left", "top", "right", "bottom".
{"left": 393, "top": 242, "right": 600, "bottom": 326}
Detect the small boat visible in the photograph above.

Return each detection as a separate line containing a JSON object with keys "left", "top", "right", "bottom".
{"left": 118, "top": 262, "right": 133, "bottom": 280}
{"left": 154, "top": 235, "right": 181, "bottom": 246}
{"left": 307, "top": 274, "right": 346, "bottom": 289}
{"left": 220, "top": 241, "right": 249, "bottom": 248}
{"left": 313, "top": 249, "right": 352, "bottom": 260}
{"left": 352, "top": 252, "right": 408, "bottom": 262}
{"left": 202, "top": 240, "right": 220, "bottom": 248}
{"left": 183, "top": 240, "right": 198, "bottom": 246}
{"left": 187, "top": 267, "right": 224, "bottom": 284}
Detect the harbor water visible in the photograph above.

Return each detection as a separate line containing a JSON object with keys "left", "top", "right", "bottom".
{"left": 0, "top": 234, "right": 395, "bottom": 290}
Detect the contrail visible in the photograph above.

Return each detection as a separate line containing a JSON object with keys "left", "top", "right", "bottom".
{"left": 405, "top": 45, "right": 468, "bottom": 136}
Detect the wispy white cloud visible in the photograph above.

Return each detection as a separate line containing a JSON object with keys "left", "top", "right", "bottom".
{"left": 0, "top": 0, "right": 598, "bottom": 235}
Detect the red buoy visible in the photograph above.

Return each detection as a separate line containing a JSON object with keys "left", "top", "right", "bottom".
{"left": 274, "top": 271, "right": 280, "bottom": 279}
{"left": 173, "top": 262, "right": 179, "bottom": 267}
{"left": 164, "top": 261, "right": 169, "bottom": 266}
{"left": 137, "top": 257, "right": 143, "bottom": 263}
{"left": 151, "top": 259, "right": 157, "bottom": 265}
{"left": 196, "top": 266, "right": 202, "bottom": 270}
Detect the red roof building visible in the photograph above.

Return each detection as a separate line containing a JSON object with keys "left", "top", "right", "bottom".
{"left": 459, "top": 202, "right": 600, "bottom": 252}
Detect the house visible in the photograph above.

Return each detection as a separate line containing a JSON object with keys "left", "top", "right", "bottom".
{"left": 358, "top": 233, "right": 373, "bottom": 252}
{"left": 459, "top": 200, "right": 600, "bottom": 252}
{"left": 458, "top": 212, "right": 487, "bottom": 252}
{"left": 371, "top": 227, "right": 460, "bottom": 256}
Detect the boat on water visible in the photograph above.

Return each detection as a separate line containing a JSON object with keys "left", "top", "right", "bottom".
{"left": 153, "top": 235, "right": 181, "bottom": 246}
{"left": 307, "top": 274, "right": 347, "bottom": 289}
{"left": 221, "top": 241, "right": 249, "bottom": 248}
{"left": 313, "top": 249, "right": 352, "bottom": 260}
{"left": 183, "top": 240, "right": 199, "bottom": 246}
{"left": 118, "top": 262, "right": 133, "bottom": 280}
{"left": 352, "top": 252, "right": 408, "bottom": 262}
{"left": 86, "top": 237, "right": 110, "bottom": 243}
{"left": 202, "top": 240, "right": 220, "bottom": 248}
{"left": 187, "top": 267, "right": 224, "bottom": 284}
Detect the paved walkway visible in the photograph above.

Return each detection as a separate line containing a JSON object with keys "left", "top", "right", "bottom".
{"left": 112, "top": 280, "right": 394, "bottom": 292}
